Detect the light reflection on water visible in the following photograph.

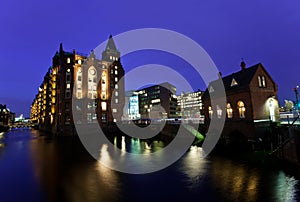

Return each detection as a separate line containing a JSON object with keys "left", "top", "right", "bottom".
{"left": 0, "top": 129, "right": 299, "bottom": 201}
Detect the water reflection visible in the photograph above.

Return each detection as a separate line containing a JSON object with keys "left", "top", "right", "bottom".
{"left": 179, "top": 146, "right": 209, "bottom": 190}
{"left": 30, "top": 135, "right": 121, "bottom": 202}
{"left": 210, "top": 157, "right": 260, "bottom": 201}
{"left": 0, "top": 129, "right": 299, "bottom": 201}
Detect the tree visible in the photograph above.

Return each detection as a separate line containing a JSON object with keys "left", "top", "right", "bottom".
{"left": 284, "top": 100, "right": 294, "bottom": 112}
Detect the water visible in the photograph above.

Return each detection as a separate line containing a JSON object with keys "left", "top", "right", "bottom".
{"left": 0, "top": 129, "right": 299, "bottom": 201}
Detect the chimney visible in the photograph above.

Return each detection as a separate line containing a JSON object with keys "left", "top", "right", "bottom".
{"left": 240, "top": 59, "right": 246, "bottom": 70}
{"left": 59, "top": 43, "right": 63, "bottom": 54}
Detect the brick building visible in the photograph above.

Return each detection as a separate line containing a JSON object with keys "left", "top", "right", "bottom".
{"left": 203, "top": 62, "right": 280, "bottom": 145}
{"left": 31, "top": 35, "right": 125, "bottom": 135}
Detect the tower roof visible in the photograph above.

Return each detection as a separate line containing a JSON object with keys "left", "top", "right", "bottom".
{"left": 105, "top": 34, "right": 118, "bottom": 51}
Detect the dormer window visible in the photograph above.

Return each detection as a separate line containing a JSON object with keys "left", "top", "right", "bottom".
{"left": 231, "top": 78, "right": 238, "bottom": 87}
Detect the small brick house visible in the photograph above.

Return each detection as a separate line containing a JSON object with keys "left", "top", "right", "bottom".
{"left": 202, "top": 62, "right": 280, "bottom": 146}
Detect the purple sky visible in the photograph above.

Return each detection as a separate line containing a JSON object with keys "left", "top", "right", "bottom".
{"left": 1, "top": 0, "right": 300, "bottom": 117}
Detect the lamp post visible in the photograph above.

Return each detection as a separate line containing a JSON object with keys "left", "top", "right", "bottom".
{"left": 294, "top": 85, "right": 299, "bottom": 111}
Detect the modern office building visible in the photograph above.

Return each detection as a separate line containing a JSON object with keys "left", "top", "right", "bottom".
{"left": 123, "top": 90, "right": 140, "bottom": 120}
{"left": 177, "top": 90, "right": 204, "bottom": 123}
{"left": 136, "top": 82, "right": 177, "bottom": 119}
{"left": 31, "top": 35, "right": 125, "bottom": 135}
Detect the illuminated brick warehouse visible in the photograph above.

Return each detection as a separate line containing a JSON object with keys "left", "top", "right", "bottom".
{"left": 31, "top": 35, "right": 125, "bottom": 135}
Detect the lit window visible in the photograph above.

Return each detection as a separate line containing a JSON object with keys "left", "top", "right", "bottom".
{"left": 67, "top": 58, "right": 71, "bottom": 64}
{"left": 115, "top": 84, "right": 118, "bottom": 89}
{"left": 231, "top": 78, "right": 238, "bottom": 87}
{"left": 258, "top": 76, "right": 262, "bottom": 87}
{"left": 115, "top": 70, "right": 118, "bottom": 75}
{"left": 262, "top": 76, "right": 266, "bottom": 87}
{"left": 113, "top": 109, "right": 117, "bottom": 113}
{"left": 115, "top": 91, "right": 118, "bottom": 96}
{"left": 113, "top": 119, "right": 117, "bottom": 122}
{"left": 87, "top": 113, "right": 92, "bottom": 123}
{"left": 226, "top": 103, "right": 233, "bottom": 118}
{"left": 115, "top": 77, "right": 118, "bottom": 82}
{"left": 110, "top": 56, "right": 112, "bottom": 60}
{"left": 237, "top": 101, "right": 246, "bottom": 118}
{"left": 66, "top": 84, "right": 70, "bottom": 89}
{"left": 67, "top": 68, "right": 70, "bottom": 72}
{"left": 115, "top": 99, "right": 118, "bottom": 103}
{"left": 115, "top": 66, "right": 118, "bottom": 70}
{"left": 216, "top": 105, "right": 222, "bottom": 118}
{"left": 101, "top": 102, "right": 107, "bottom": 111}
{"left": 113, "top": 56, "right": 115, "bottom": 60}
{"left": 208, "top": 106, "right": 213, "bottom": 119}
{"left": 78, "top": 60, "right": 82, "bottom": 65}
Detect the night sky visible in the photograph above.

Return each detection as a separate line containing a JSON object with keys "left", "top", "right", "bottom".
{"left": 1, "top": 0, "right": 300, "bottom": 117}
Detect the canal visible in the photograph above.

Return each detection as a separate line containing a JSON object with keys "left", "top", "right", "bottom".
{"left": 0, "top": 128, "right": 299, "bottom": 201}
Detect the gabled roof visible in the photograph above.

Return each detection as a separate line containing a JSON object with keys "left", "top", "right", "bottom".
{"left": 202, "top": 63, "right": 264, "bottom": 99}
{"left": 212, "top": 63, "right": 261, "bottom": 92}
{"left": 222, "top": 63, "right": 260, "bottom": 90}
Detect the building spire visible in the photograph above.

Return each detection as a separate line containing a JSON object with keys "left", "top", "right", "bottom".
{"left": 105, "top": 34, "right": 117, "bottom": 51}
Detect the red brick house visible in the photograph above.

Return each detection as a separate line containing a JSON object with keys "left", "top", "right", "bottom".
{"left": 203, "top": 62, "right": 279, "bottom": 147}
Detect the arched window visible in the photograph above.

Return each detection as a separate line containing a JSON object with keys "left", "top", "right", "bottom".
{"left": 226, "top": 103, "right": 233, "bottom": 118}
{"left": 208, "top": 106, "right": 213, "bottom": 119}
{"left": 76, "top": 68, "right": 82, "bottom": 99}
{"left": 88, "top": 66, "right": 97, "bottom": 99}
{"left": 237, "top": 101, "right": 246, "bottom": 118}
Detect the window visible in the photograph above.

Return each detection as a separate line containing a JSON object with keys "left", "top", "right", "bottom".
{"left": 115, "top": 84, "right": 118, "bottom": 89}
{"left": 258, "top": 75, "right": 266, "bottom": 88}
{"left": 115, "top": 70, "right": 118, "bottom": 75}
{"left": 65, "top": 91, "right": 71, "bottom": 99}
{"left": 231, "top": 78, "right": 238, "bottom": 87}
{"left": 115, "top": 77, "right": 118, "bottom": 82}
{"left": 258, "top": 76, "right": 262, "bottom": 87}
{"left": 88, "top": 101, "right": 96, "bottom": 110}
{"left": 66, "top": 84, "right": 70, "bottom": 89}
{"left": 102, "top": 114, "right": 107, "bottom": 123}
{"left": 65, "top": 102, "right": 70, "bottom": 111}
{"left": 87, "top": 113, "right": 92, "bottom": 123}
{"left": 262, "top": 76, "right": 266, "bottom": 87}
{"left": 208, "top": 106, "right": 213, "bottom": 119}
{"left": 216, "top": 105, "right": 222, "bottom": 118}
{"left": 113, "top": 108, "right": 117, "bottom": 113}
{"left": 115, "top": 91, "right": 118, "bottom": 96}
{"left": 78, "top": 60, "right": 82, "bottom": 65}
{"left": 67, "top": 58, "right": 71, "bottom": 64}
{"left": 237, "top": 101, "right": 246, "bottom": 118}
{"left": 101, "top": 102, "right": 107, "bottom": 111}
{"left": 76, "top": 102, "right": 82, "bottom": 111}
{"left": 226, "top": 103, "right": 233, "bottom": 118}
{"left": 115, "top": 99, "right": 118, "bottom": 104}
{"left": 115, "top": 66, "right": 118, "bottom": 70}
{"left": 88, "top": 66, "right": 97, "bottom": 99}
{"left": 66, "top": 74, "right": 71, "bottom": 82}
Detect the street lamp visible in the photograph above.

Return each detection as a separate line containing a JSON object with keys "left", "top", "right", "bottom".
{"left": 294, "top": 85, "right": 299, "bottom": 111}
